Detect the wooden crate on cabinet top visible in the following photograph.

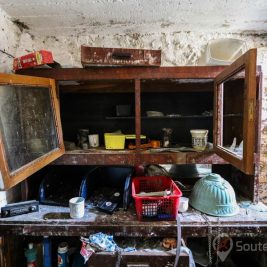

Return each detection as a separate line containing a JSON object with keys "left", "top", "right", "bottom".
{"left": 81, "top": 46, "right": 161, "bottom": 67}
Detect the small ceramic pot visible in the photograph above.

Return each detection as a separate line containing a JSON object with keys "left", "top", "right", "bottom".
{"left": 190, "top": 129, "right": 208, "bottom": 151}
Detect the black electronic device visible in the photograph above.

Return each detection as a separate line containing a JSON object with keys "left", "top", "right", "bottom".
{"left": 1, "top": 200, "right": 39, "bottom": 218}
{"left": 97, "top": 200, "right": 119, "bottom": 214}
{"left": 96, "top": 191, "right": 121, "bottom": 214}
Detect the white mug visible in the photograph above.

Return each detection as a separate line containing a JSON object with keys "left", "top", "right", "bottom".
{"left": 69, "top": 197, "right": 85, "bottom": 219}
{"left": 178, "top": 197, "right": 189, "bottom": 213}
{"left": 88, "top": 134, "right": 99, "bottom": 147}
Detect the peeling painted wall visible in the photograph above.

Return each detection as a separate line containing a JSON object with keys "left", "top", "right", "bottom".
{"left": 16, "top": 32, "right": 267, "bottom": 67}
{"left": 0, "top": 8, "right": 23, "bottom": 204}
{"left": 0, "top": 8, "right": 21, "bottom": 72}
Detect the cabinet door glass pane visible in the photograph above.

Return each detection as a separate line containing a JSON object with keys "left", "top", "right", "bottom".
{"left": 0, "top": 85, "right": 58, "bottom": 172}
{"left": 220, "top": 69, "right": 245, "bottom": 159}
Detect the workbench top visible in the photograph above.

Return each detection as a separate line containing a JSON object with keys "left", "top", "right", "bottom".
{"left": 0, "top": 205, "right": 266, "bottom": 237}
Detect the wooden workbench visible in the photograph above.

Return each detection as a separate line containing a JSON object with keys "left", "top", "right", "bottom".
{"left": 0, "top": 205, "right": 266, "bottom": 238}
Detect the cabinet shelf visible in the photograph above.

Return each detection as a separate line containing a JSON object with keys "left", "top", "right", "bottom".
{"left": 52, "top": 149, "right": 228, "bottom": 165}
{"left": 105, "top": 114, "right": 242, "bottom": 120}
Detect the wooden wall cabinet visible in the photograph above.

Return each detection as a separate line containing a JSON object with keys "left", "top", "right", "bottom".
{"left": 0, "top": 49, "right": 260, "bottom": 192}
{"left": 0, "top": 48, "right": 265, "bottom": 267}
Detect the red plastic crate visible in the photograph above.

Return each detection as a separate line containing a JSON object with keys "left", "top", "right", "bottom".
{"left": 132, "top": 176, "right": 182, "bottom": 221}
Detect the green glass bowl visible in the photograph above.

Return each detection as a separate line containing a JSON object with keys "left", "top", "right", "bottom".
{"left": 189, "top": 173, "right": 239, "bottom": 216}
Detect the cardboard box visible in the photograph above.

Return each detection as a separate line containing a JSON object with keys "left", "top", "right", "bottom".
{"left": 13, "top": 50, "right": 54, "bottom": 70}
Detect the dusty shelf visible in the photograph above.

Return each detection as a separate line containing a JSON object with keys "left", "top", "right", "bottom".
{"left": 105, "top": 114, "right": 242, "bottom": 120}
{"left": 52, "top": 149, "right": 228, "bottom": 165}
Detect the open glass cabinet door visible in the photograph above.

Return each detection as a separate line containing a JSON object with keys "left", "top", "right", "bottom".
{"left": 0, "top": 73, "right": 65, "bottom": 189}
{"left": 214, "top": 49, "right": 257, "bottom": 175}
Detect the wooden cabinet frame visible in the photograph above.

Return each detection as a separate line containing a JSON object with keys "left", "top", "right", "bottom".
{"left": 213, "top": 49, "right": 257, "bottom": 175}
{"left": 0, "top": 50, "right": 263, "bottom": 267}
{"left": 0, "top": 74, "right": 64, "bottom": 189}
{"left": 9, "top": 48, "right": 260, "bottom": 184}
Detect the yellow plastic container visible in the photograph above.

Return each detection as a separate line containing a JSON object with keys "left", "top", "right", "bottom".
{"left": 104, "top": 133, "right": 125, "bottom": 149}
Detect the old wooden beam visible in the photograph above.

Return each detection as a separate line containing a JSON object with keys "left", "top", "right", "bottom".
{"left": 16, "top": 66, "right": 226, "bottom": 80}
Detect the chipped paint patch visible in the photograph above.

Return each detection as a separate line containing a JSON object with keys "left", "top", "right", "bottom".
{"left": 16, "top": 31, "right": 267, "bottom": 67}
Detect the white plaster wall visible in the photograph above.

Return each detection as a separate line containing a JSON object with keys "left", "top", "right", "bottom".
{"left": 16, "top": 31, "right": 267, "bottom": 67}
{"left": 0, "top": 8, "right": 22, "bottom": 203}
{"left": 0, "top": 8, "right": 21, "bottom": 72}
{"left": 1, "top": 0, "right": 267, "bottom": 36}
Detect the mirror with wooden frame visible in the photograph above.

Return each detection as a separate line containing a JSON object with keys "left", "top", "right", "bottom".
{"left": 214, "top": 49, "right": 257, "bottom": 175}
{"left": 0, "top": 74, "right": 64, "bottom": 189}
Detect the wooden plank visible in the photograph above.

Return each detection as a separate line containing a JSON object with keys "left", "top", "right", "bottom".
{"left": 136, "top": 152, "right": 187, "bottom": 165}
{"left": 0, "top": 236, "right": 24, "bottom": 267}
{"left": 0, "top": 206, "right": 266, "bottom": 238}
{"left": 16, "top": 66, "right": 226, "bottom": 80}
{"left": 258, "top": 49, "right": 267, "bottom": 184}
{"left": 0, "top": 237, "right": 5, "bottom": 267}
{"left": 52, "top": 151, "right": 136, "bottom": 165}
{"left": 135, "top": 79, "right": 141, "bottom": 149}
{"left": 243, "top": 49, "right": 257, "bottom": 174}
{"left": 51, "top": 150, "right": 228, "bottom": 165}
{"left": 186, "top": 151, "right": 227, "bottom": 164}
{"left": 0, "top": 73, "right": 55, "bottom": 86}
{"left": 1, "top": 223, "right": 266, "bottom": 238}
{"left": 88, "top": 251, "right": 188, "bottom": 267}
{"left": 60, "top": 79, "right": 214, "bottom": 94}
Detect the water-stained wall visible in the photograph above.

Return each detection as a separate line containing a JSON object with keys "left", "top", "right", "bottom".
{"left": 0, "top": 8, "right": 21, "bottom": 72}
{"left": 0, "top": 8, "right": 24, "bottom": 203}
{"left": 16, "top": 31, "right": 267, "bottom": 67}
{"left": 1, "top": 5, "right": 267, "bottom": 204}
